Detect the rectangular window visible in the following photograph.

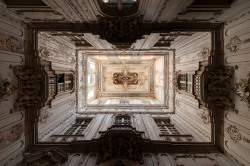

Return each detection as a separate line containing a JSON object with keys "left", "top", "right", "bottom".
{"left": 88, "top": 90, "right": 94, "bottom": 99}
{"left": 57, "top": 73, "right": 72, "bottom": 93}
{"left": 63, "top": 119, "right": 92, "bottom": 135}
{"left": 89, "top": 62, "right": 95, "bottom": 70}
{"left": 179, "top": 73, "right": 193, "bottom": 93}
{"left": 187, "top": 74, "right": 193, "bottom": 93}
{"left": 179, "top": 74, "right": 186, "bottom": 91}
{"left": 114, "top": 116, "right": 131, "bottom": 125}
{"left": 154, "top": 119, "right": 180, "bottom": 135}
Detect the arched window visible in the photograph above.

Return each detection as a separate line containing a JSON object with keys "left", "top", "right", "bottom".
{"left": 114, "top": 116, "right": 131, "bottom": 125}
{"left": 57, "top": 73, "right": 73, "bottom": 93}
{"left": 178, "top": 73, "right": 193, "bottom": 93}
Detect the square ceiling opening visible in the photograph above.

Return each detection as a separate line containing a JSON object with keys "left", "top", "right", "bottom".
{"left": 86, "top": 55, "right": 167, "bottom": 107}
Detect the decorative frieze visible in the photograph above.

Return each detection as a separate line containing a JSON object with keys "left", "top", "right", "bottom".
{"left": 10, "top": 65, "right": 42, "bottom": 112}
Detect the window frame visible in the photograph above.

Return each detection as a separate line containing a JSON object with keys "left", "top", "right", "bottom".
{"left": 56, "top": 72, "right": 73, "bottom": 94}
{"left": 178, "top": 73, "right": 193, "bottom": 94}
{"left": 114, "top": 115, "right": 132, "bottom": 126}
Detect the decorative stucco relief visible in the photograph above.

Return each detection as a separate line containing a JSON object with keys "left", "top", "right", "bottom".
{"left": 0, "top": 33, "right": 24, "bottom": 53}
{"left": 0, "top": 123, "right": 23, "bottom": 149}
{"left": 0, "top": 75, "right": 17, "bottom": 104}
{"left": 206, "top": 66, "right": 236, "bottom": 113}
{"left": 226, "top": 36, "right": 242, "bottom": 52}
{"left": 10, "top": 65, "right": 42, "bottom": 113}
{"left": 226, "top": 125, "right": 250, "bottom": 144}
{"left": 39, "top": 110, "right": 53, "bottom": 124}
{"left": 198, "top": 111, "right": 210, "bottom": 124}
{"left": 97, "top": 135, "right": 143, "bottom": 164}
{"left": 98, "top": 16, "right": 142, "bottom": 43}
{"left": 226, "top": 36, "right": 250, "bottom": 53}
{"left": 175, "top": 57, "right": 182, "bottom": 64}
{"left": 39, "top": 47, "right": 76, "bottom": 64}
{"left": 197, "top": 47, "right": 210, "bottom": 59}
{"left": 231, "top": 74, "right": 250, "bottom": 108}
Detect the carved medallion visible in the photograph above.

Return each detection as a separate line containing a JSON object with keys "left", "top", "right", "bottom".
{"left": 0, "top": 75, "right": 17, "bottom": 103}
{"left": 226, "top": 125, "right": 241, "bottom": 143}
{"left": 0, "top": 33, "right": 23, "bottom": 53}
{"left": 198, "top": 47, "right": 210, "bottom": 59}
{"left": 113, "top": 67, "right": 138, "bottom": 91}
{"left": 226, "top": 125, "right": 250, "bottom": 144}
{"left": 226, "top": 36, "right": 242, "bottom": 52}
{"left": 198, "top": 111, "right": 210, "bottom": 124}
{"left": 7, "top": 123, "right": 23, "bottom": 142}
{"left": 6, "top": 37, "right": 22, "bottom": 52}
{"left": 231, "top": 76, "right": 250, "bottom": 108}
{"left": 39, "top": 110, "right": 53, "bottom": 124}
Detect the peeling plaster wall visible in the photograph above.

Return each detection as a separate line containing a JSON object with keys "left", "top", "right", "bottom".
{"left": 223, "top": 11, "right": 250, "bottom": 166}
{"left": 0, "top": 3, "right": 25, "bottom": 166}
{"left": 174, "top": 32, "right": 212, "bottom": 141}
{"left": 37, "top": 32, "right": 77, "bottom": 141}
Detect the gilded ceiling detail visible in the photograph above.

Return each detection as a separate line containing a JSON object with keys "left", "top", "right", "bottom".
{"left": 101, "top": 64, "right": 151, "bottom": 94}
{"left": 113, "top": 67, "right": 139, "bottom": 91}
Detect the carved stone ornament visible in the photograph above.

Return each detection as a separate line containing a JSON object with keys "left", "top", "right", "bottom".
{"left": 226, "top": 125, "right": 250, "bottom": 144}
{"left": 0, "top": 33, "right": 23, "bottom": 53}
{"left": 206, "top": 66, "right": 236, "bottom": 112}
{"left": 226, "top": 125, "right": 241, "bottom": 143}
{"left": 0, "top": 75, "right": 17, "bottom": 103}
{"left": 7, "top": 123, "right": 23, "bottom": 142}
{"left": 198, "top": 47, "right": 210, "bottom": 59}
{"left": 10, "top": 65, "right": 42, "bottom": 113}
{"left": 231, "top": 75, "right": 250, "bottom": 108}
{"left": 22, "top": 148, "right": 68, "bottom": 166}
{"left": 172, "top": 71, "right": 181, "bottom": 91}
{"left": 39, "top": 110, "right": 53, "bottom": 124}
{"left": 98, "top": 16, "right": 142, "bottom": 43}
{"left": 97, "top": 134, "right": 143, "bottom": 164}
{"left": 226, "top": 36, "right": 242, "bottom": 52}
{"left": 198, "top": 111, "right": 210, "bottom": 124}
